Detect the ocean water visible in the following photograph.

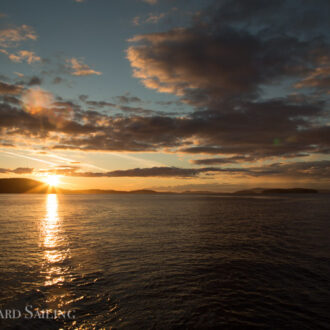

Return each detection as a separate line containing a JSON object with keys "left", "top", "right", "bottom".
{"left": 0, "top": 194, "right": 329, "bottom": 329}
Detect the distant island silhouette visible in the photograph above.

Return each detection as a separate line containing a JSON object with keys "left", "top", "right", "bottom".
{"left": 0, "top": 178, "right": 321, "bottom": 195}
{"left": 233, "top": 188, "right": 319, "bottom": 195}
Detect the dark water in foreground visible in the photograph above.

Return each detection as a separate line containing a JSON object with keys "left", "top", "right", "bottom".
{"left": 0, "top": 194, "right": 329, "bottom": 329}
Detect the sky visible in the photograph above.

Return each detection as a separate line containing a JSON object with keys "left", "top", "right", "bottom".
{"left": 0, "top": 0, "right": 329, "bottom": 192}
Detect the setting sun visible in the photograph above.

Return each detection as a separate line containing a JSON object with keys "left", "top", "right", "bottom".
{"left": 45, "top": 175, "right": 60, "bottom": 187}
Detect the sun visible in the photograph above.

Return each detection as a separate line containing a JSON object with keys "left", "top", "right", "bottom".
{"left": 45, "top": 175, "right": 60, "bottom": 187}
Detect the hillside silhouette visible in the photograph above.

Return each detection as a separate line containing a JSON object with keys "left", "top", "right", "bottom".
{"left": 0, "top": 178, "right": 157, "bottom": 194}
{"left": 0, "top": 178, "right": 57, "bottom": 193}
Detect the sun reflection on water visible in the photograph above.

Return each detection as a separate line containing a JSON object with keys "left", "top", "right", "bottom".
{"left": 44, "top": 194, "right": 60, "bottom": 255}
{"left": 40, "top": 194, "right": 74, "bottom": 314}
{"left": 43, "top": 194, "right": 67, "bottom": 286}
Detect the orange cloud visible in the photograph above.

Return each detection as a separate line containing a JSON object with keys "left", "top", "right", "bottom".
{"left": 14, "top": 72, "right": 24, "bottom": 77}
{"left": 67, "top": 58, "right": 102, "bottom": 76}
{"left": 22, "top": 87, "right": 73, "bottom": 127}
{"left": 8, "top": 50, "right": 41, "bottom": 64}
{"left": 0, "top": 24, "right": 37, "bottom": 48}
{"left": 295, "top": 65, "right": 330, "bottom": 94}
{"left": 22, "top": 87, "right": 53, "bottom": 115}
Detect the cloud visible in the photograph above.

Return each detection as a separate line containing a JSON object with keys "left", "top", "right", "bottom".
{"left": 19, "top": 87, "right": 74, "bottom": 129}
{"left": 295, "top": 64, "right": 330, "bottom": 94}
{"left": 56, "top": 160, "right": 330, "bottom": 180}
{"left": 142, "top": 0, "right": 157, "bottom": 5}
{"left": 81, "top": 96, "right": 162, "bottom": 115}
{"left": 21, "top": 88, "right": 54, "bottom": 115}
{"left": 67, "top": 58, "right": 102, "bottom": 76}
{"left": 124, "top": 0, "right": 330, "bottom": 161}
{"left": 207, "top": 0, "right": 330, "bottom": 34}
{"left": 191, "top": 156, "right": 256, "bottom": 165}
{"left": 8, "top": 50, "right": 41, "bottom": 64}
{"left": 1, "top": 89, "right": 329, "bottom": 157}
{"left": 114, "top": 94, "right": 142, "bottom": 104}
{"left": 0, "top": 48, "right": 41, "bottom": 64}
{"left": 108, "top": 166, "right": 247, "bottom": 177}
{"left": 145, "top": 13, "right": 166, "bottom": 24}
{"left": 133, "top": 13, "right": 166, "bottom": 25}
{"left": 252, "top": 160, "right": 330, "bottom": 180}
{"left": 9, "top": 165, "right": 246, "bottom": 178}
{"left": 127, "top": 0, "right": 330, "bottom": 107}
{"left": 127, "top": 26, "right": 318, "bottom": 103}
{"left": 2, "top": 95, "right": 21, "bottom": 105}
{"left": 0, "top": 81, "right": 23, "bottom": 95}
{"left": 84, "top": 100, "right": 116, "bottom": 108}
{"left": 4, "top": 160, "right": 329, "bottom": 181}
{"left": 27, "top": 76, "right": 42, "bottom": 86}
{"left": 0, "top": 24, "right": 37, "bottom": 48}
{"left": 54, "top": 166, "right": 219, "bottom": 177}
{"left": 14, "top": 72, "right": 24, "bottom": 78}
{"left": 0, "top": 167, "right": 33, "bottom": 174}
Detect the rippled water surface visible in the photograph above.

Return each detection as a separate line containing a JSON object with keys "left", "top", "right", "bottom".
{"left": 0, "top": 194, "right": 329, "bottom": 329}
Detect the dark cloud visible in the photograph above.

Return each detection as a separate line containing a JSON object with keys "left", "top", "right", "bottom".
{"left": 0, "top": 101, "right": 97, "bottom": 138}
{"left": 67, "top": 160, "right": 330, "bottom": 180}
{"left": 1, "top": 95, "right": 329, "bottom": 157}
{"left": 1, "top": 95, "right": 21, "bottom": 105}
{"left": 180, "top": 146, "right": 224, "bottom": 155}
{"left": 98, "top": 166, "right": 246, "bottom": 177}
{"left": 253, "top": 160, "right": 330, "bottom": 180}
{"left": 127, "top": 23, "right": 322, "bottom": 106}
{"left": 118, "top": 105, "right": 157, "bottom": 115}
{"left": 27, "top": 76, "right": 42, "bottom": 86}
{"left": 74, "top": 166, "right": 225, "bottom": 177}
{"left": 85, "top": 100, "right": 116, "bottom": 108}
{"left": 156, "top": 100, "right": 182, "bottom": 106}
{"left": 7, "top": 160, "right": 328, "bottom": 180}
{"left": 192, "top": 152, "right": 310, "bottom": 165}
{"left": 114, "top": 94, "right": 142, "bottom": 104}
{"left": 123, "top": 0, "right": 330, "bottom": 162}
{"left": 28, "top": 165, "right": 248, "bottom": 178}
{"left": 81, "top": 97, "right": 165, "bottom": 116}
{"left": 0, "top": 82, "right": 22, "bottom": 95}
{"left": 127, "top": 2, "right": 329, "bottom": 104}
{"left": 207, "top": 0, "right": 330, "bottom": 36}
{"left": 191, "top": 156, "right": 256, "bottom": 165}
